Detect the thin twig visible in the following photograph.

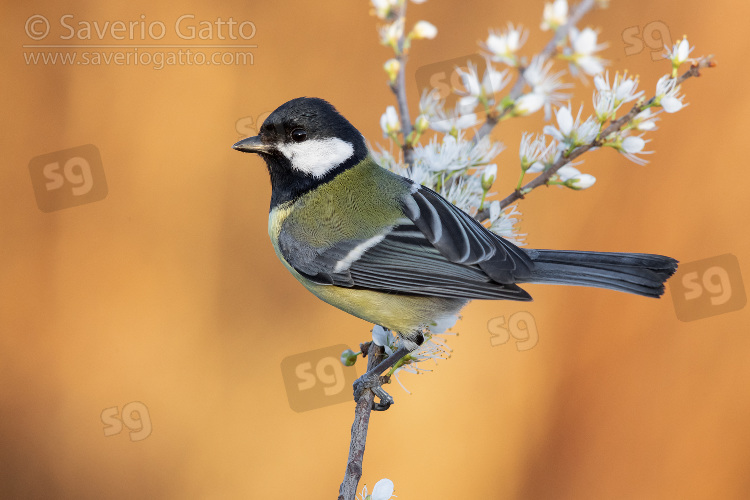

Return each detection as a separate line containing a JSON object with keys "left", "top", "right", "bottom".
{"left": 390, "top": 3, "right": 415, "bottom": 168}
{"left": 473, "top": 0, "right": 598, "bottom": 142}
{"left": 490, "top": 56, "right": 715, "bottom": 211}
{"left": 338, "top": 342, "right": 386, "bottom": 500}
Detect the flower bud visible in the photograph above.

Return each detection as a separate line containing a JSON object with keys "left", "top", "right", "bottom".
{"left": 411, "top": 20, "right": 437, "bottom": 40}
{"left": 414, "top": 114, "right": 430, "bottom": 133}
{"left": 383, "top": 58, "right": 400, "bottom": 84}
{"left": 340, "top": 349, "right": 358, "bottom": 367}
{"left": 514, "top": 93, "right": 544, "bottom": 116}
{"left": 380, "top": 106, "right": 401, "bottom": 137}
{"left": 567, "top": 173, "right": 596, "bottom": 190}
{"left": 481, "top": 164, "right": 497, "bottom": 191}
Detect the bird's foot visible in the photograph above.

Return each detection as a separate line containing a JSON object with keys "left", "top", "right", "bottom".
{"left": 353, "top": 373, "right": 393, "bottom": 411}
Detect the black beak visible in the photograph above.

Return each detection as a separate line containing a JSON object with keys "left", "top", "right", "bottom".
{"left": 233, "top": 135, "right": 272, "bottom": 154}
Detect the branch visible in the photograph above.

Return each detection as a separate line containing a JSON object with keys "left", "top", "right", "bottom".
{"left": 473, "top": 0, "right": 598, "bottom": 142}
{"left": 389, "top": 3, "right": 415, "bottom": 168}
{"left": 338, "top": 342, "right": 387, "bottom": 500}
{"left": 492, "top": 56, "right": 715, "bottom": 211}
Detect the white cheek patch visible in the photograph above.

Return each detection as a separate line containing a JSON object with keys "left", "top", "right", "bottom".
{"left": 277, "top": 137, "right": 354, "bottom": 178}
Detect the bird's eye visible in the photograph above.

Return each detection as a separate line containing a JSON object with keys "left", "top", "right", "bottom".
{"left": 291, "top": 128, "right": 307, "bottom": 142}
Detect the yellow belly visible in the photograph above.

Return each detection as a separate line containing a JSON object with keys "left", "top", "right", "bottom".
{"left": 296, "top": 275, "right": 467, "bottom": 334}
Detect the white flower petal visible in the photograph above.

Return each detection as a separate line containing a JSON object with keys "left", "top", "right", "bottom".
{"left": 515, "top": 93, "right": 544, "bottom": 115}
{"left": 489, "top": 200, "right": 501, "bottom": 222}
{"left": 675, "top": 38, "right": 691, "bottom": 64}
{"left": 372, "top": 325, "right": 389, "bottom": 346}
{"left": 482, "top": 164, "right": 497, "bottom": 182}
{"left": 577, "top": 56, "right": 604, "bottom": 76}
{"left": 556, "top": 106, "right": 574, "bottom": 136}
{"left": 557, "top": 165, "right": 581, "bottom": 181}
{"left": 573, "top": 28, "right": 598, "bottom": 55}
{"left": 661, "top": 96, "right": 683, "bottom": 113}
{"left": 412, "top": 20, "right": 437, "bottom": 39}
{"left": 572, "top": 173, "right": 596, "bottom": 189}
{"left": 371, "top": 478, "right": 395, "bottom": 500}
{"left": 543, "top": 124, "right": 563, "bottom": 141}
{"left": 622, "top": 136, "right": 645, "bottom": 153}
{"left": 527, "top": 161, "right": 545, "bottom": 173}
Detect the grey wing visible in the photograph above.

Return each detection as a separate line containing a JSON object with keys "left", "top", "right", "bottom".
{"left": 399, "top": 184, "right": 535, "bottom": 284}
{"left": 278, "top": 184, "right": 535, "bottom": 301}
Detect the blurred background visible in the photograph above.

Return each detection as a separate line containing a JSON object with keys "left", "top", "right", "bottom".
{"left": 2, "top": 0, "right": 749, "bottom": 498}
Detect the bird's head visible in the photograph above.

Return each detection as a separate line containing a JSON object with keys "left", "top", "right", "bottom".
{"left": 233, "top": 97, "right": 369, "bottom": 207}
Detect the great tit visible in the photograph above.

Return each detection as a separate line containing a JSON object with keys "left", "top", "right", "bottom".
{"left": 233, "top": 97, "right": 677, "bottom": 409}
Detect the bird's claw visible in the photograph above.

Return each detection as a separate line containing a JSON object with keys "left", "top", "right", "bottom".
{"left": 353, "top": 374, "right": 393, "bottom": 411}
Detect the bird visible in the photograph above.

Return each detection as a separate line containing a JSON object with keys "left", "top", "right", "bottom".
{"left": 232, "top": 97, "right": 677, "bottom": 410}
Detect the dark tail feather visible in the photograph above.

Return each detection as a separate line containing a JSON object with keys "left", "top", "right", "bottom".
{"left": 520, "top": 249, "right": 678, "bottom": 298}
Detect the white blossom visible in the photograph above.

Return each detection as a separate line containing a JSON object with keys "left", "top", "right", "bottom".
{"left": 456, "top": 60, "right": 511, "bottom": 110}
{"left": 370, "top": 479, "right": 395, "bottom": 500}
{"left": 481, "top": 164, "right": 497, "bottom": 189}
{"left": 430, "top": 110, "right": 479, "bottom": 135}
{"left": 568, "top": 172, "right": 596, "bottom": 189}
{"left": 664, "top": 37, "right": 693, "bottom": 67}
{"left": 515, "top": 92, "right": 545, "bottom": 116}
{"left": 489, "top": 204, "right": 526, "bottom": 245}
{"left": 543, "top": 103, "right": 600, "bottom": 149}
{"left": 379, "top": 18, "right": 404, "bottom": 47}
{"left": 567, "top": 27, "right": 608, "bottom": 76}
{"left": 622, "top": 135, "right": 645, "bottom": 153}
{"left": 408, "top": 134, "right": 504, "bottom": 212}
{"left": 556, "top": 164, "right": 581, "bottom": 182}
{"left": 519, "top": 132, "right": 555, "bottom": 172}
{"left": 489, "top": 200, "right": 501, "bottom": 222}
{"left": 431, "top": 314, "right": 459, "bottom": 333}
{"left": 440, "top": 174, "right": 485, "bottom": 213}
{"left": 371, "top": 326, "right": 454, "bottom": 394}
{"left": 549, "top": 105, "right": 573, "bottom": 138}
{"left": 423, "top": 97, "right": 478, "bottom": 136}
{"left": 371, "top": 0, "right": 399, "bottom": 20}
{"left": 483, "top": 23, "right": 528, "bottom": 66}
{"left": 541, "top": 0, "right": 568, "bottom": 31}
{"left": 418, "top": 88, "right": 442, "bottom": 117}
{"left": 411, "top": 20, "right": 437, "bottom": 39}
{"left": 550, "top": 164, "right": 595, "bottom": 190}
{"left": 576, "top": 116, "right": 600, "bottom": 144}
{"left": 380, "top": 106, "right": 401, "bottom": 137}
{"left": 524, "top": 55, "right": 572, "bottom": 119}
{"left": 618, "top": 134, "right": 652, "bottom": 165}
{"left": 655, "top": 75, "right": 687, "bottom": 113}
{"left": 359, "top": 478, "right": 396, "bottom": 500}
{"left": 632, "top": 107, "right": 660, "bottom": 131}
{"left": 413, "top": 133, "right": 502, "bottom": 173}
{"left": 383, "top": 58, "right": 400, "bottom": 83}
{"left": 593, "top": 71, "right": 644, "bottom": 118}
{"left": 414, "top": 113, "right": 430, "bottom": 133}
{"left": 593, "top": 72, "right": 646, "bottom": 122}
{"left": 593, "top": 89, "right": 617, "bottom": 121}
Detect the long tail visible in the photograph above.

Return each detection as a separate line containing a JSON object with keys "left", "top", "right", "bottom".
{"left": 519, "top": 249, "right": 678, "bottom": 298}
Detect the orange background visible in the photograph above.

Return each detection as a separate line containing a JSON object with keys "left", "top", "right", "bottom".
{"left": 2, "top": 1, "right": 749, "bottom": 498}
